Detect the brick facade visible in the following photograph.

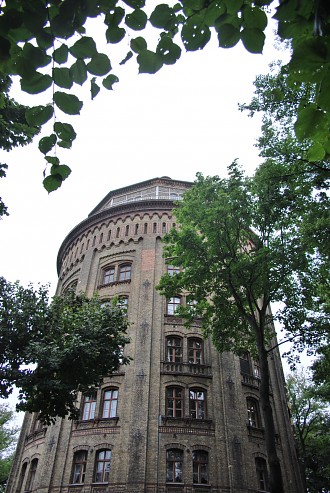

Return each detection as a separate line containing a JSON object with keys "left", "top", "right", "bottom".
{"left": 6, "top": 177, "right": 304, "bottom": 493}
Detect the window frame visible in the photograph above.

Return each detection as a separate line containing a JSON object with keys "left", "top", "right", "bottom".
{"left": 118, "top": 263, "right": 131, "bottom": 282}
{"left": 166, "top": 386, "right": 184, "bottom": 418}
{"left": 167, "top": 265, "right": 180, "bottom": 276}
{"left": 167, "top": 296, "right": 181, "bottom": 316}
{"left": 101, "top": 388, "right": 119, "bottom": 419}
{"left": 166, "top": 448, "right": 183, "bottom": 483}
{"left": 255, "top": 457, "right": 269, "bottom": 492}
{"left": 26, "top": 458, "right": 38, "bottom": 491}
{"left": 189, "top": 388, "right": 206, "bottom": 419}
{"left": 192, "top": 450, "right": 209, "bottom": 484}
{"left": 71, "top": 451, "right": 87, "bottom": 484}
{"left": 166, "top": 336, "right": 183, "bottom": 363}
{"left": 94, "top": 449, "right": 111, "bottom": 483}
{"left": 102, "top": 266, "right": 115, "bottom": 285}
{"left": 247, "top": 397, "right": 261, "bottom": 428}
{"left": 188, "top": 338, "right": 203, "bottom": 365}
{"left": 81, "top": 393, "right": 97, "bottom": 421}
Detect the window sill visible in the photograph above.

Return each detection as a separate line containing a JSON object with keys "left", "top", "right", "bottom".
{"left": 98, "top": 279, "right": 131, "bottom": 289}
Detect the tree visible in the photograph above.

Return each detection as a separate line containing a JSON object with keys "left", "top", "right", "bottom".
{"left": 287, "top": 370, "right": 330, "bottom": 493}
{"left": 0, "top": 74, "right": 39, "bottom": 216}
{"left": 157, "top": 162, "right": 327, "bottom": 493}
{"left": 0, "top": 277, "right": 130, "bottom": 424}
{"left": 0, "top": 0, "right": 329, "bottom": 194}
{"left": 0, "top": 404, "right": 19, "bottom": 493}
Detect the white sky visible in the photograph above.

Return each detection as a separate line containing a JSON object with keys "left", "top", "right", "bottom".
{"left": 0, "top": 17, "right": 294, "bottom": 415}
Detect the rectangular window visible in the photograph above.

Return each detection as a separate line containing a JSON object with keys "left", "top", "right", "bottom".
{"left": 102, "top": 389, "right": 118, "bottom": 418}
{"left": 103, "top": 267, "right": 115, "bottom": 285}
{"left": 166, "top": 337, "right": 183, "bottom": 363}
{"left": 118, "top": 264, "right": 131, "bottom": 281}
{"left": 166, "top": 449, "right": 183, "bottom": 483}
{"left": 188, "top": 339, "right": 203, "bottom": 365}
{"left": 166, "top": 387, "right": 183, "bottom": 418}
{"left": 72, "top": 451, "right": 87, "bottom": 484}
{"left": 189, "top": 389, "right": 206, "bottom": 419}
{"left": 167, "top": 265, "right": 180, "bottom": 276}
{"left": 255, "top": 458, "right": 269, "bottom": 491}
{"left": 193, "top": 450, "right": 208, "bottom": 484}
{"left": 82, "top": 393, "right": 97, "bottom": 421}
{"left": 95, "top": 450, "right": 111, "bottom": 483}
{"left": 167, "top": 297, "right": 181, "bottom": 315}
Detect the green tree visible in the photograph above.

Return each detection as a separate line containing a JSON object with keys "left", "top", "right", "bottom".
{"left": 0, "top": 404, "right": 19, "bottom": 493}
{"left": 0, "top": 74, "right": 39, "bottom": 216}
{"left": 0, "top": 0, "right": 329, "bottom": 193}
{"left": 287, "top": 370, "right": 330, "bottom": 493}
{"left": 157, "top": 162, "right": 327, "bottom": 493}
{"left": 0, "top": 277, "right": 130, "bottom": 424}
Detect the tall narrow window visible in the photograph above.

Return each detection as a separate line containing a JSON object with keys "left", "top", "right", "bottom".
{"left": 18, "top": 462, "right": 28, "bottom": 493}
{"left": 82, "top": 393, "right": 97, "bottom": 421}
{"left": 189, "top": 389, "right": 206, "bottom": 419}
{"left": 247, "top": 398, "right": 261, "bottom": 428}
{"left": 153, "top": 222, "right": 157, "bottom": 233}
{"left": 239, "top": 352, "right": 251, "bottom": 375}
{"left": 125, "top": 225, "right": 129, "bottom": 236}
{"left": 118, "top": 296, "right": 128, "bottom": 314}
{"left": 162, "top": 222, "right": 166, "bottom": 233}
{"left": 118, "top": 264, "right": 131, "bottom": 281}
{"left": 102, "top": 267, "right": 115, "bottom": 285}
{"left": 166, "top": 387, "right": 183, "bottom": 418}
{"left": 135, "top": 224, "right": 139, "bottom": 235}
{"left": 72, "top": 451, "right": 87, "bottom": 484}
{"left": 107, "top": 230, "right": 111, "bottom": 241}
{"left": 99, "top": 233, "right": 103, "bottom": 243}
{"left": 27, "top": 458, "right": 38, "bottom": 491}
{"left": 144, "top": 223, "right": 148, "bottom": 234}
{"left": 86, "top": 239, "right": 90, "bottom": 250}
{"left": 167, "top": 296, "right": 181, "bottom": 315}
{"left": 166, "top": 449, "right": 183, "bottom": 483}
{"left": 116, "top": 227, "right": 120, "bottom": 238}
{"left": 255, "top": 458, "right": 269, "bottom": 491}
{"left": 93, "top": 236, "right": 96, "bottom": 246}
{"left": 193, "top": 450, "right": 208, "bottom": 484}
{"left": 166, "top": 337, "right": 183, "bottom": 363}
{"left": 102, "top": 389, "right": 118, "bottom": 418}
{"left": 188, "top": 339, "right": 203, "bottom": 365}
{"left": 95, "top": 450, "right": 111, "bottom": 483}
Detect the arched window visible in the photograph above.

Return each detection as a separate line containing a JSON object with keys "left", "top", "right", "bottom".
{"left": 153, "top": 222, "right": 157, "bottom": 233}
{"left": 118, "top": 264, "right": 131, "bottom": 281}
{"left": 102, "top": 266, "right": 115, "bottom": 285}
{"left": 135, "top": 224, "right": 139, "bottom": 235}
{"left": 101, "top": 388, "right": 118, "bottom": 418}
{"left": 166, "top": 449, "right": 183, "bottom": 483}
{"left": 255, "top": 457, "right": 269, "bottom": 491}
{"left": 18, "top": 462, "right": 28, "bottom": 493}
{"left": 162, "top": 222, "right": 166, "bottom": 233}
{"left": 116, "top": 227, "right": 120, "bottom": 238}
{"left": 166, "top": 387, "right": 183, "bottom": 418}
{"left": 247, "top": 397, "right": 261, "bottom": 428}
{"left": 167, "top": 296, "right": 181, "bottom": 315}
{"left": 166, "top": 336, "right": 182, "bottom": 363}
{"left": 125, "top": 225, "right": 129, "bottom": 236}
{"left": 72, "top": 451, "right": 87, "bottom": 484}
{"left": 189, "top": 388, "right": 206, "bottom": 419}
{"left": 99, "top": 233, "right": 103, "bottom": 243}
{"left": 107, "top": 230, "right": 111, "bottom": 241}
{"left": 193, "top": 450, "right": 208, "bottom": 484}
{"left": 94, "top": 450, "right": 111, "bottom": 483}
{"left": 92, "top": 236, "right": 96, "bottom": 246}
{"left": 144, "top": 223, "right": 148, "bottom": 234}
{"left": 188, "top": 338, "right": 203, "bottom": 365}
{"left": 82, "top": 393, "right": 97, "bottom": 421}
{"left": 27, "top": 458, "right": 38, "bottom": 491}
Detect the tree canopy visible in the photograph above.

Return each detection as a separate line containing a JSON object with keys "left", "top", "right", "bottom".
{"left": 0, "top": 0, "right": 329, "bottom": 196}
{"left": 287, "top": 370, "right": 330, "bottom": 493}
{"left": 157, "top": 160, "right": 327, "bottom": 493}
{"left": 0, "top": 404, "right": 19, "bottom": 493}
{"left": 0, "top": 278, "right": 130, "bottom": 424}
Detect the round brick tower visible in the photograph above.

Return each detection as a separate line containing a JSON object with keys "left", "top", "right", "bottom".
{"left": 7, "top": 177, "right": 304, "bottom": 493}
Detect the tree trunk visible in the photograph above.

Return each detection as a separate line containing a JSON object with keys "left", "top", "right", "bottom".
{"left": 256, "top": 319, "right": 284, "bottom": 493}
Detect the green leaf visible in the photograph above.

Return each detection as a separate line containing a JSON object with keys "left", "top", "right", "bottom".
{"left": 20, "top": 73, "right": 53, "bottom": 94}
{"left": 120, "top": 51, "right": 133, "bottom": 65}
{"left": 87, "top": 53, "right": 111, "bottom": 76}
{"left": 106, "top": 26, "right": 126, "bottom": 43}
{"left": 156, "top": 36, "right": 181, "bottom": 65}
{"left": 125, "top": 9, "right": 148, "bottom": 31}
{"left": 204, "top": 1, "right": 226, "bottom": 26}
{"left": 137, "top": 50, "right": 163, "bottom": 74}
{"left": 25, "top": 105, "right": 54, "bottom": 126}
{"left": 50, "top": 164, "right": 71, "bottom": 179}
{"left": 181, "top": 15, "right": 211, "bottom": 51}
{"left": 54, "top": 91, "right": 83, "bottom": 115}
{"left": 241, "top": 28, "right": 265, "bottom": 53}
{"left": 69, "top": 37, "right": 97, "bottom": 59}
{"left": 102, "top": 73, "right": 119, "bottom": 90}
{"left": 54, "top": 122, "right": 77, "bottom": 142}
{"left": 91, "top": 78, "right": 100, "bottom": 99}
{"left": 242, "top": 6, "right": 268, "bottom": 30}
{"left": 123, "top": 0, "right": 145, "bottom": 8}
{"left": 43, "top": 174, "right": 63, "bottom": 193}
{"left": 22, "top": 43, "right": 51, "bottom": 69}
{"left": 105, "top": 7, "right": 125, "bottom": 26}
{"left": 149, "top": 4, "right": 174, "bottom": 29}
{"left": 217, "top": 24, "right": 240, "bottom": 48}
{"left": 307, "top": 142, "right": 326, "bottom": 162}
{"left": 70, "top": 59, "right": 88, "bottom": 85}
{"left": 294, "top": 105, "right": 328, "bottom": 141}
{"left": 290, "top": 39, "right": 328, "bottom": 74}
{"left": 130, "top": 36, "right": 147, "bottom": 54}
{"left": 45, "top": 156, "right": 60, "bottom": 166}
{"left": 53, "top": 44, "right": 69, "bottom": 64}
{"left": 38, "top": 134, "right": 57, "bottom": 154}
{"left": 53, "top": 67, "right": 73, "bottom": 89}
{"left": 223, "top": 0, "right": 244, "bottom": 15}
{"left": 317, "top": 76, "right": 330, "bottom": 112}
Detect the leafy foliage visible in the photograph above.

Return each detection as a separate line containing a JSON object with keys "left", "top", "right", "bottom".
{"left": 0, "top": 404, "right": 19, "bottom": 493}
{"left": 0, "top": 0, "right": 329, "bottom": 194}
{"left": 287, "top": 370, "right": 330, "bottom": 493}
{"left": 0, "top": 278, "right": 130, "bottom": 424}
{"left": 157, "top": 161, "right": 327, "bottom": 493}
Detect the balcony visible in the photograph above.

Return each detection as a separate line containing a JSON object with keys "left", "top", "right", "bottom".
{"left": 161, "top": 361, "right": 212, "bottom": 378}
{"left": 241, "top": 372, "right": 261, "bottom": 389}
